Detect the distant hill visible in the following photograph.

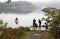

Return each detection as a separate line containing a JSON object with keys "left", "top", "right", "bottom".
{"left": 0, "top": 1, "right": 35, "bottom": 14}
{"left": 42, "top": 7, "right": 58, "bottom": 13}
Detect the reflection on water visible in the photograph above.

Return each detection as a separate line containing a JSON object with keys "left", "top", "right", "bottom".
{"left": 0, "top": 11, "right": 45, "bottom": 28}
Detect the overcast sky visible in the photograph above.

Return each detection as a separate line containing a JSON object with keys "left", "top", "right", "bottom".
{"left": 0, "top": 0, "right": 60, "bottom": 2}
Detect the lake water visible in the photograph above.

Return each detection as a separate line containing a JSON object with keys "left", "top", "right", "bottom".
{"left": 0, "top": 10, "right": 46, "bottom": 28}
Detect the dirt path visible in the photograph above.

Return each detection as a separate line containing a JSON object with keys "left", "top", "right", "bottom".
{"left": 26, "top": 34, "right": 41, "bottom": 39}
{"left": 25, "top": 31, "right": 49, "bottom": 39}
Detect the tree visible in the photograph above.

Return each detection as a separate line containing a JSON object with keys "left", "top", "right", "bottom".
{"left": 0, "top": 19, "right": 8, "bottom": 28}
{"left": 42, "top": 8, "right": 60, "bottom": 39}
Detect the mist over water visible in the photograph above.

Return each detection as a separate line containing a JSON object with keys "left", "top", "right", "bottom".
{"left": 0, "top": 10, "right": 45, "bottom": 28}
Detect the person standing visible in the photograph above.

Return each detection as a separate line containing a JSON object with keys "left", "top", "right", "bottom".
{"left": 33, "top": 18, "right": 36, "bottom": 27}
{"left": 33, "top": 18, "right": 38, "bottom": 30}
{"left": 38, "top": 19, "right": 41, "bottom": 27}
{"left": 45, "top": 22, "right": 49, "bottom": 30}
{"left": 15, "top": 17, "right": 18, "bottom": 25}
{"left": 38, "top": 19, "right": 41, "bottom": 30}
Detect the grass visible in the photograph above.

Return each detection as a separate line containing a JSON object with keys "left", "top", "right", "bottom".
{"left": 20, "top": 30, "right": 41, "bottom": 39}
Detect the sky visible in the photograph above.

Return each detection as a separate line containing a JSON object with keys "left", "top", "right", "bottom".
{"left": 0, "top": 0, "right": 60, "bottom": 2}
